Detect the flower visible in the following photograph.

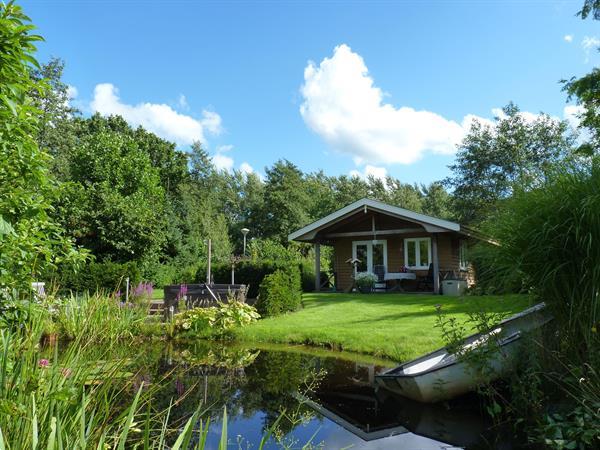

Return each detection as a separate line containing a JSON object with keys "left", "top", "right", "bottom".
{"left": 38, "top": 359, "right": 50, "bottom": 368}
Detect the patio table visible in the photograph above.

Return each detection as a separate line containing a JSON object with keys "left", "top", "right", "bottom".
{"left": 383, "top": 272, "right": 416, "bottom": 292}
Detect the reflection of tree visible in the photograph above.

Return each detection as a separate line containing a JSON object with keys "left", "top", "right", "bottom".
{"left": 149, "top": 342, "right": 258, "bottom": 426}
{"left": 240, "top": 351, "right": 321, "bottom": 435}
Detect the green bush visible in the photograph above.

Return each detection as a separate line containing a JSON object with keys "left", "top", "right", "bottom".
{"left": 256, "top": 267, "right": 302, "bottom": 317}
{"left": 197, "top": 260, "right": 286, "bottom": 298}
{"left": 174, "top": 301, "right": 260, "bottom": 339}
{"left": 47, "top": 260, "right": 141, "bottom": 294}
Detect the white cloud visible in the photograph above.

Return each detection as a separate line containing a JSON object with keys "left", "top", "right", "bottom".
{"left": 239, "top": 162, "right": 255, "bottom": 175}
{"left": 564, "top": 34, "right": 573, "bottom": 43}
{"left": 490, "top": 107, "right": 557, "bottom": 124}
{"left": 212, "top": 152, "right": 234, "bottom": 172}
{"left": 216, "top": 144, "right": 233, "bottom": 153}
{"left": 349, "top": 165, "right": 388, "bottom": 182}
{"left": 564, "top": 104, "right": 585, "bottom": 129}
{"left": 300, "top": 44, "right": 485, "bottom": 165}
{"left": 582, "top": 36, "right": 600, "bottom": 62}
{"left": 177, "top": 94, "right": 189, "bottom": 110}
{"left": 90, "top": 83, "right": 222, "bottom": 145}
{"left": 66, "top": 85, "right": 78, "bottom": 100}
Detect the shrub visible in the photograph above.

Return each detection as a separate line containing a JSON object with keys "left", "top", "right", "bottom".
{"left": 174, "top": 307, "right": 217, "bottom": 338}
{"left": 174, "top": 300, "right": 260, "bottom": 339}
{"left": 47, "top": 260, "right": 141, "bottom": 294}
{"left": 256, "top": 267, "right": 302, "bottom": 317}
{"left": 197, "top": 260, "right": 287, "bottom": 298}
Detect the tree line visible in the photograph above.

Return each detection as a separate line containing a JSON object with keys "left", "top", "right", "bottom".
{"left": 2, "top": 0, "right": 597, "bottom": 291}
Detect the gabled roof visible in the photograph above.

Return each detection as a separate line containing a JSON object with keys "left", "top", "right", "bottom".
{"left": 289, "top": 198, "right": 462, "bottom": 243}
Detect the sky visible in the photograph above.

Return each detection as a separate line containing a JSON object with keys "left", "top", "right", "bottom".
{"left": 23, "top": 0, "right": 600, "bottom": 184}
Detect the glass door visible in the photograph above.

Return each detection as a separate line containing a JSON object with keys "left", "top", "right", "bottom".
{"left": 352, "top": 240, "right": 387, "bottom": 274}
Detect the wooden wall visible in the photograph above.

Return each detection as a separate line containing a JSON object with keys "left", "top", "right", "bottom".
{"left": 332, "top": 233, "right": 465, "bottom": 291}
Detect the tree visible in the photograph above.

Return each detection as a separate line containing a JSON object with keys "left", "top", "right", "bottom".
{"left": 29, "top": 57, "right": 78, "bottom": 177}
{"left": 0, "top": 2, "right": 82, "bottom": 291}
{"left": 445, "top": 103, "right": 574, "bottom": 224}
{"left": 55, "top": 114, "right": 167, "bottom": 266}
{"left": 261, "top": 160, "right": 311, "bottom": 243}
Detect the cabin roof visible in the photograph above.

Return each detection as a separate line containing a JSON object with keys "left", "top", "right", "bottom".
{"left": 289, "top": 198, "right": 464, "bottom": 243}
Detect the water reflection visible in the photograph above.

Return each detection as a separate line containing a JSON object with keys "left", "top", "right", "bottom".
{"left": 142, "top": 342, "right": 517, "bottom": 449}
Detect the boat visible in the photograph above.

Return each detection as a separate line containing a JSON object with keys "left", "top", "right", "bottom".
{"left": 375, "top": 303, "right": 552, "bottom": 403}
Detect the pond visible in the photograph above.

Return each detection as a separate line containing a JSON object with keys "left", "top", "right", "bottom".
{"left": 97, "top": 341, "right": 520, "bottom": 449}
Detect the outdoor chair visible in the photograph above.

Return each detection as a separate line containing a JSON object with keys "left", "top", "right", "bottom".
{"left": 416, "top": 263, "right": 434, "bottom": 291}
{"left": 373, "top": 265, "right": 387, "bottom": 292}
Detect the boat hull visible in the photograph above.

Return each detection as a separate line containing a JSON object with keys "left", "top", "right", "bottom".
{"left": 376, "top": 303, "right": 552, "bottom": 403}
{"left": 376, "top": 338, "right": 520, "bottom": 402}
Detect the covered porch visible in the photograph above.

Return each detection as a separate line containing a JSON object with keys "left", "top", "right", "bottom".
{"left": 289, "top": 198, "right": 477, "bottom": 294}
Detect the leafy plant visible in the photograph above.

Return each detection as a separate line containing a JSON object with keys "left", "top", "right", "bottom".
{"left": 0, "top": 1, "right": 84, "bottom": 292}
{"left": 256, "top": 267, "right": 302, "bottom": 317}
{"left": 174, "top": 300, "right": 260, "bottom": 339}
{"left": 354, "top": 272, "right": 378, "bottom": 290}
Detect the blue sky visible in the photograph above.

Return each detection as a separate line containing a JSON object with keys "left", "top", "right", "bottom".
{"left": 24, "top": 0, "right": 600, "bottom": 184}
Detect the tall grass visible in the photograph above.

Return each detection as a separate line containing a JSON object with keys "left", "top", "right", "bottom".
{"left": 0, "top": 293, "right": 306, "bottom": 449}
{"left": 56, "top": 292, "right": 148, "bottom": 342}
{"left": 474, "top": 157, "right": 600, "bottom": 444}
{"left": 475, "top": 158, "right": 599, "bottom": 366}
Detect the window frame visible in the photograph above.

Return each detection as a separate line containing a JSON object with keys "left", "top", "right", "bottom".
{"left": 459, "top": 239, "right": 468, "bottom": 271}
{"left": 404, "top": 237, "right": 432, "bottom": 270}
{"left": 352, "top": 240, "right": 388, "bottom": 275}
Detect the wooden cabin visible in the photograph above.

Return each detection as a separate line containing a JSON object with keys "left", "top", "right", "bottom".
{"left": 289, "top": 198, "right": 485, "bottom": 293}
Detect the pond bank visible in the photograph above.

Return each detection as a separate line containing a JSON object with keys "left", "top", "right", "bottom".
{"left": 233, "top": 292, "right": 531, "bottom": 361}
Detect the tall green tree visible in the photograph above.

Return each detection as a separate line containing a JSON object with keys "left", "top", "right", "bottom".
{"left": 445, "top": 103, "right": 574, "bottom": 224}
{"left": 563, "top": 2, "right": 600, "bottom": 156}
{"left": 261, "top": 160, "right": 311, "bottom": 243}
{"left": 29, "top": 57, "right": 78, "bottom": 178}
{"left": 55, "top": 114, "right": 167, "bottom": 267}
{"left": 0, "top": 2, "right": 81, "bottom": 291}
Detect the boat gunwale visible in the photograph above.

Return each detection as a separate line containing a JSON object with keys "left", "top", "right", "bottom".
{"left": 377, "top": 332, "right": 523, "bottom": 379}
{"left": 377, "top": 302, "right": 547, "bottom": 380}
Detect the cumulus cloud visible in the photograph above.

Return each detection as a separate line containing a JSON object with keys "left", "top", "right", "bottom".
{"left": 582, "top": 36, "right": 600, "bottom": 62}
{"left": 300, "top": 44, "right": 483, "bottom": 165}
{"left": 564, "top": 34, "right": 573, "bottom": 43}
{"left": 212, "top": 152, "right": 234, "bottom": 172}
{"left": 564, "top": 104, "right": 585, "bottom": 129}
{"left": 66, "top": 85, "right": 78, "bottom": 100}
{"left": 349, "top": 165, "right": 388, "bottom": 182}
{"left": 90, "top": 83, "right": 222, "bottom": 145}
{"left": 239, "top": 162, "right": 255, "bottom": 175}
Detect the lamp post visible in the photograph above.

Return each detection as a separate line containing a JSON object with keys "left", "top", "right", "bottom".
{"left": 241, "top": 228, "right": 250, "bottom": 256}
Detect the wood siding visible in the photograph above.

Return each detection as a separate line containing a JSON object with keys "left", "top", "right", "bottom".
{"left": 332, "top": 232, "right": 466, "bottom": 291}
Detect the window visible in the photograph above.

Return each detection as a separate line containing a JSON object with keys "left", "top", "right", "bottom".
{"left": 352, "top": 240, "right": 387, "bottom": 274}
{"left": 404, "top": 237, "right": 431, "bottom": 270}
{"left": 459, "top": 240, "right": 468, "bottom": 271}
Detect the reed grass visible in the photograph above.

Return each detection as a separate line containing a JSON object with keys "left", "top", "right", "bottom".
{"left": 0, "top": 293, "right": 305, "bottom": 449}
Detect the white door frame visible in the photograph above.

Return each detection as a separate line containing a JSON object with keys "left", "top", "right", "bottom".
{"left": 352, "top": 240, "right": 388, "bottom": 275}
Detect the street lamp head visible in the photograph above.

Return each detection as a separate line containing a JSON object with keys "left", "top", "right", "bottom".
{"left": 241, "top": 228, "right": 250, "bottom": 236}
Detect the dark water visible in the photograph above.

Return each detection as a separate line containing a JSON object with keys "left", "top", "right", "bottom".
{"left": 127, "top": 342, "right": 519, "bottom": 450}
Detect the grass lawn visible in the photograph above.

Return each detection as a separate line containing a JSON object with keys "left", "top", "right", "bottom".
{"left": 235, "top": 293, "right": 531, "bottom": 362}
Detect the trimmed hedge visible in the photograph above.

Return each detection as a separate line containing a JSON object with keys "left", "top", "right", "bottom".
{"left": 47, "top": 261, "right": 141, "bottom": 294}
{"left": 197, "top": 260, "right": 316, "bottom": 298}
{"left": 255, "top": 266, "right": 302, "bottom": 317}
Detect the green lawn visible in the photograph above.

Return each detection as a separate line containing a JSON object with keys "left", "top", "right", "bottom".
{"left": 235, "top": 293, "right": 531, "bottom": 362}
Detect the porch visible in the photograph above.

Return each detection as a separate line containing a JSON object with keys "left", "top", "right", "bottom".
{"left": 289, "top": 198, "right": 476, "bottom": 294}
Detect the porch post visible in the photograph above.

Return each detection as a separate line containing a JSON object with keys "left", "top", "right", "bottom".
{"left": 314, "top": 242, "right": 321, "bottom": 292}
{"left": 315, "top": 242, "right": 321, "bottom": 292}
{"left": 432, "top": 234, "right": 440, "bottom": 294}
